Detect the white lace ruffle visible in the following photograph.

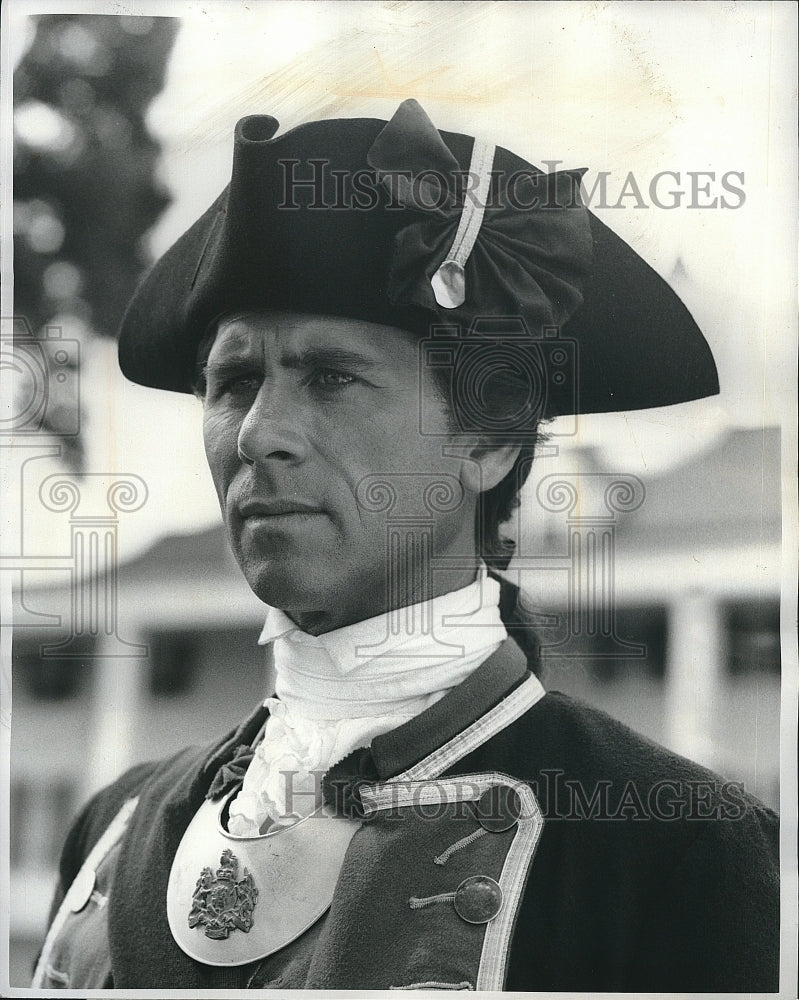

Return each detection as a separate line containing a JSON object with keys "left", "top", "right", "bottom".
{"left": 227, "top": 699, "right": 414, "bottom": 837}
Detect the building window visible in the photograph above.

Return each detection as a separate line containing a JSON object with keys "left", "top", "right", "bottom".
{"left": 724, "top": 599, "right": 780, "bottom": 676}
{"left": 10, "top": 779, "right": 78, "bottom": 868}
{"left": 540, "top": 605, "right": 668, "bottom": 682}
{"left": 588, "top": 605, "right": 668, "bottom": 682}
{"left": 147, "top": 631, "right": 198, "bottom": 695}
{"left": 14, "top": 637, "right": 93, "bottom": 700}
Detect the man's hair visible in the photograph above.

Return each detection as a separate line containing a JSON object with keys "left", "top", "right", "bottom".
{"left": 476, "top": 441, "right": 542, "bottom": 571}
{"left": 430, "top": 366, "right": 545, "bottom": 573}
{"left": 193, "top": 324, "right": 219, "bottom": 398}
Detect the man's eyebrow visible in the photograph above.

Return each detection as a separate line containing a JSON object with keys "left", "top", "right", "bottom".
{"left": 202, "top": 346, "right": 385, "bottom": 384}
{"left": 280, "top": 346, "right": 382, "bottom": 371}
{"left": 202, "top": 355, "right": 257, "bottom": 381}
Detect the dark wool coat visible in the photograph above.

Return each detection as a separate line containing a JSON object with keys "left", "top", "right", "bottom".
{"left": 37, "top": 638, "right": 779, "bottom": 992}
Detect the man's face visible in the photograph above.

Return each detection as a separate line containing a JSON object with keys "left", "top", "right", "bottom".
{"left": 201, "top": 312, "right": 478, "bottom": 631}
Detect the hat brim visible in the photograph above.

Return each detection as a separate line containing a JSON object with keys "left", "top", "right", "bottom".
{"left": 118, "top": 112, "right": 718, "bottom": 416}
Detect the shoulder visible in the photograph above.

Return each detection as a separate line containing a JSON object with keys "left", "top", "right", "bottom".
{"left": 495, "top": 688, "right": 776, "bottom": 815}
{"left": 59, "top": 700, "right": 271, "bottom": 880}
{"left": 53, "top": 701, "right": 271, "bottom": 911}
{"left": 58, "top": 761, "right": 155, "bottom": 883}
{"left": 461, "top": 685, "right": 778, "bottom": 876}
{"left": 528, "top": 688, "right": 712, "bottom": 776}
{"left": 55, "top": 744, "right": 211, "bottom": 900}
{"left": 489, "top": 691, "right": 779, "bottom": 991}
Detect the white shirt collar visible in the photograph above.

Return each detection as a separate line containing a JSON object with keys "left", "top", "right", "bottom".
{"left": 258, "top": 564, "right": 503, "bottom": 676}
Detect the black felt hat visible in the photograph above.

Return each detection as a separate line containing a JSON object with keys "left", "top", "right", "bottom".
{"left": 118, "top": 99, "right": 718, "bottom": 415}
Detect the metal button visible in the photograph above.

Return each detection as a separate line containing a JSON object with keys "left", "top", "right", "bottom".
{"left": 476, "top": 785, "right": 521, "bottom": 833}
{"left": 453, "top": 875, "right": 503, "bottom": 924}
{"left": 68, "top": 866, "right": 96, "bottom": 913}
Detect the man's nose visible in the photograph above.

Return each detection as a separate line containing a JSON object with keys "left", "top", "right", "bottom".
{"left": 236, "top": 386, "right": 308, "bottom": 466}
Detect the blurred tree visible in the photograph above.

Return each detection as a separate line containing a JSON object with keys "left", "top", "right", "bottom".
{"left": 13, "top": 14, "right": 178, "bottom": 466}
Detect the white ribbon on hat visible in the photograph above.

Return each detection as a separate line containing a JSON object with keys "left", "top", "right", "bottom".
{"left": 430, "top": 139, "right": 496, "bottom": 309}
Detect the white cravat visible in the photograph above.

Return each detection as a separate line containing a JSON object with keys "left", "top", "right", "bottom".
{"left": 227, "top": 568, "right": 506, "bottom": 836}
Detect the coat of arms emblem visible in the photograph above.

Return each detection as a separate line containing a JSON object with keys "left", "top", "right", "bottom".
{"left": 188, "top": 848, "right": 258, "bottom": 939}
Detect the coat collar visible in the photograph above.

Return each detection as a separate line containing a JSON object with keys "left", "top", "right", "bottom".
{"left": 370, "top": 636, "right": 531, "bottom": 779}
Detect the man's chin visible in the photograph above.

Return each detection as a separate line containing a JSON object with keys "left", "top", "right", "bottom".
{"left": 241, "top": 560, "right": 334, "bottom": 613}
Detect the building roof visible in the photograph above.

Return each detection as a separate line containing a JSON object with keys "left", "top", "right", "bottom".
{"left": 614, "top": 426, "right": 781, "bottom": 549}
{"left": 120, "top": 522, "right": 239, "bottom": 583}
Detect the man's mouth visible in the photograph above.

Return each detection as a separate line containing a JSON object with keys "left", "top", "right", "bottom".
{"left": 238, "top": 499, "right": 325, "bottom": 518}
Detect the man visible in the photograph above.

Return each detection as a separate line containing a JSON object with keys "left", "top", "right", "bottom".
{"left": 34, "top": 99, "right": 778, "bottom": 992}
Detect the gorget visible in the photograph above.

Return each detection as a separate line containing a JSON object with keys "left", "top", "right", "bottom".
{"left": 166, "top": 786, "right": 359, "bottom": 967}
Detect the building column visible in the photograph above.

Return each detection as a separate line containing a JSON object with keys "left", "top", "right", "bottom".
{"left": 664, "top": 589, "right": 725, "bottom": 769}
{"left": 83, "top": 628, "right": 149, "bottom": 800}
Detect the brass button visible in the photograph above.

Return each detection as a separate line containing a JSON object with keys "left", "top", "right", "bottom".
{"left": 68, "top": 866, "right": 96, "bottom": 913}
{"left": 476, "top": 785, "right": 521, "bottom": 833}
{"left": 453, "top": 875, "right": 503, "bottom": 924}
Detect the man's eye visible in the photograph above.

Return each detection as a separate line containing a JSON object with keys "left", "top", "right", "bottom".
{"left": 310, "top": 370, "right": 356, "bottom": 389}
{"left": 210, "top": 374, "right": 261, "bottom": 399}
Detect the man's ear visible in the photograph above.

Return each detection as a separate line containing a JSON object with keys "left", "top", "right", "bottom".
{"left": 459, "top": 440, "right": 522, "bottom": 494}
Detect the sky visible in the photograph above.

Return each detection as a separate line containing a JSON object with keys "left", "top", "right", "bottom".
{"left": 4, "top": 0, "right": 797, "bottom": 562}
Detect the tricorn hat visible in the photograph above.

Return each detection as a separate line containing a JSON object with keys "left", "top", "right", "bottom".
{"left": 118, "top": 99, "right": 718, "bottom": 416}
